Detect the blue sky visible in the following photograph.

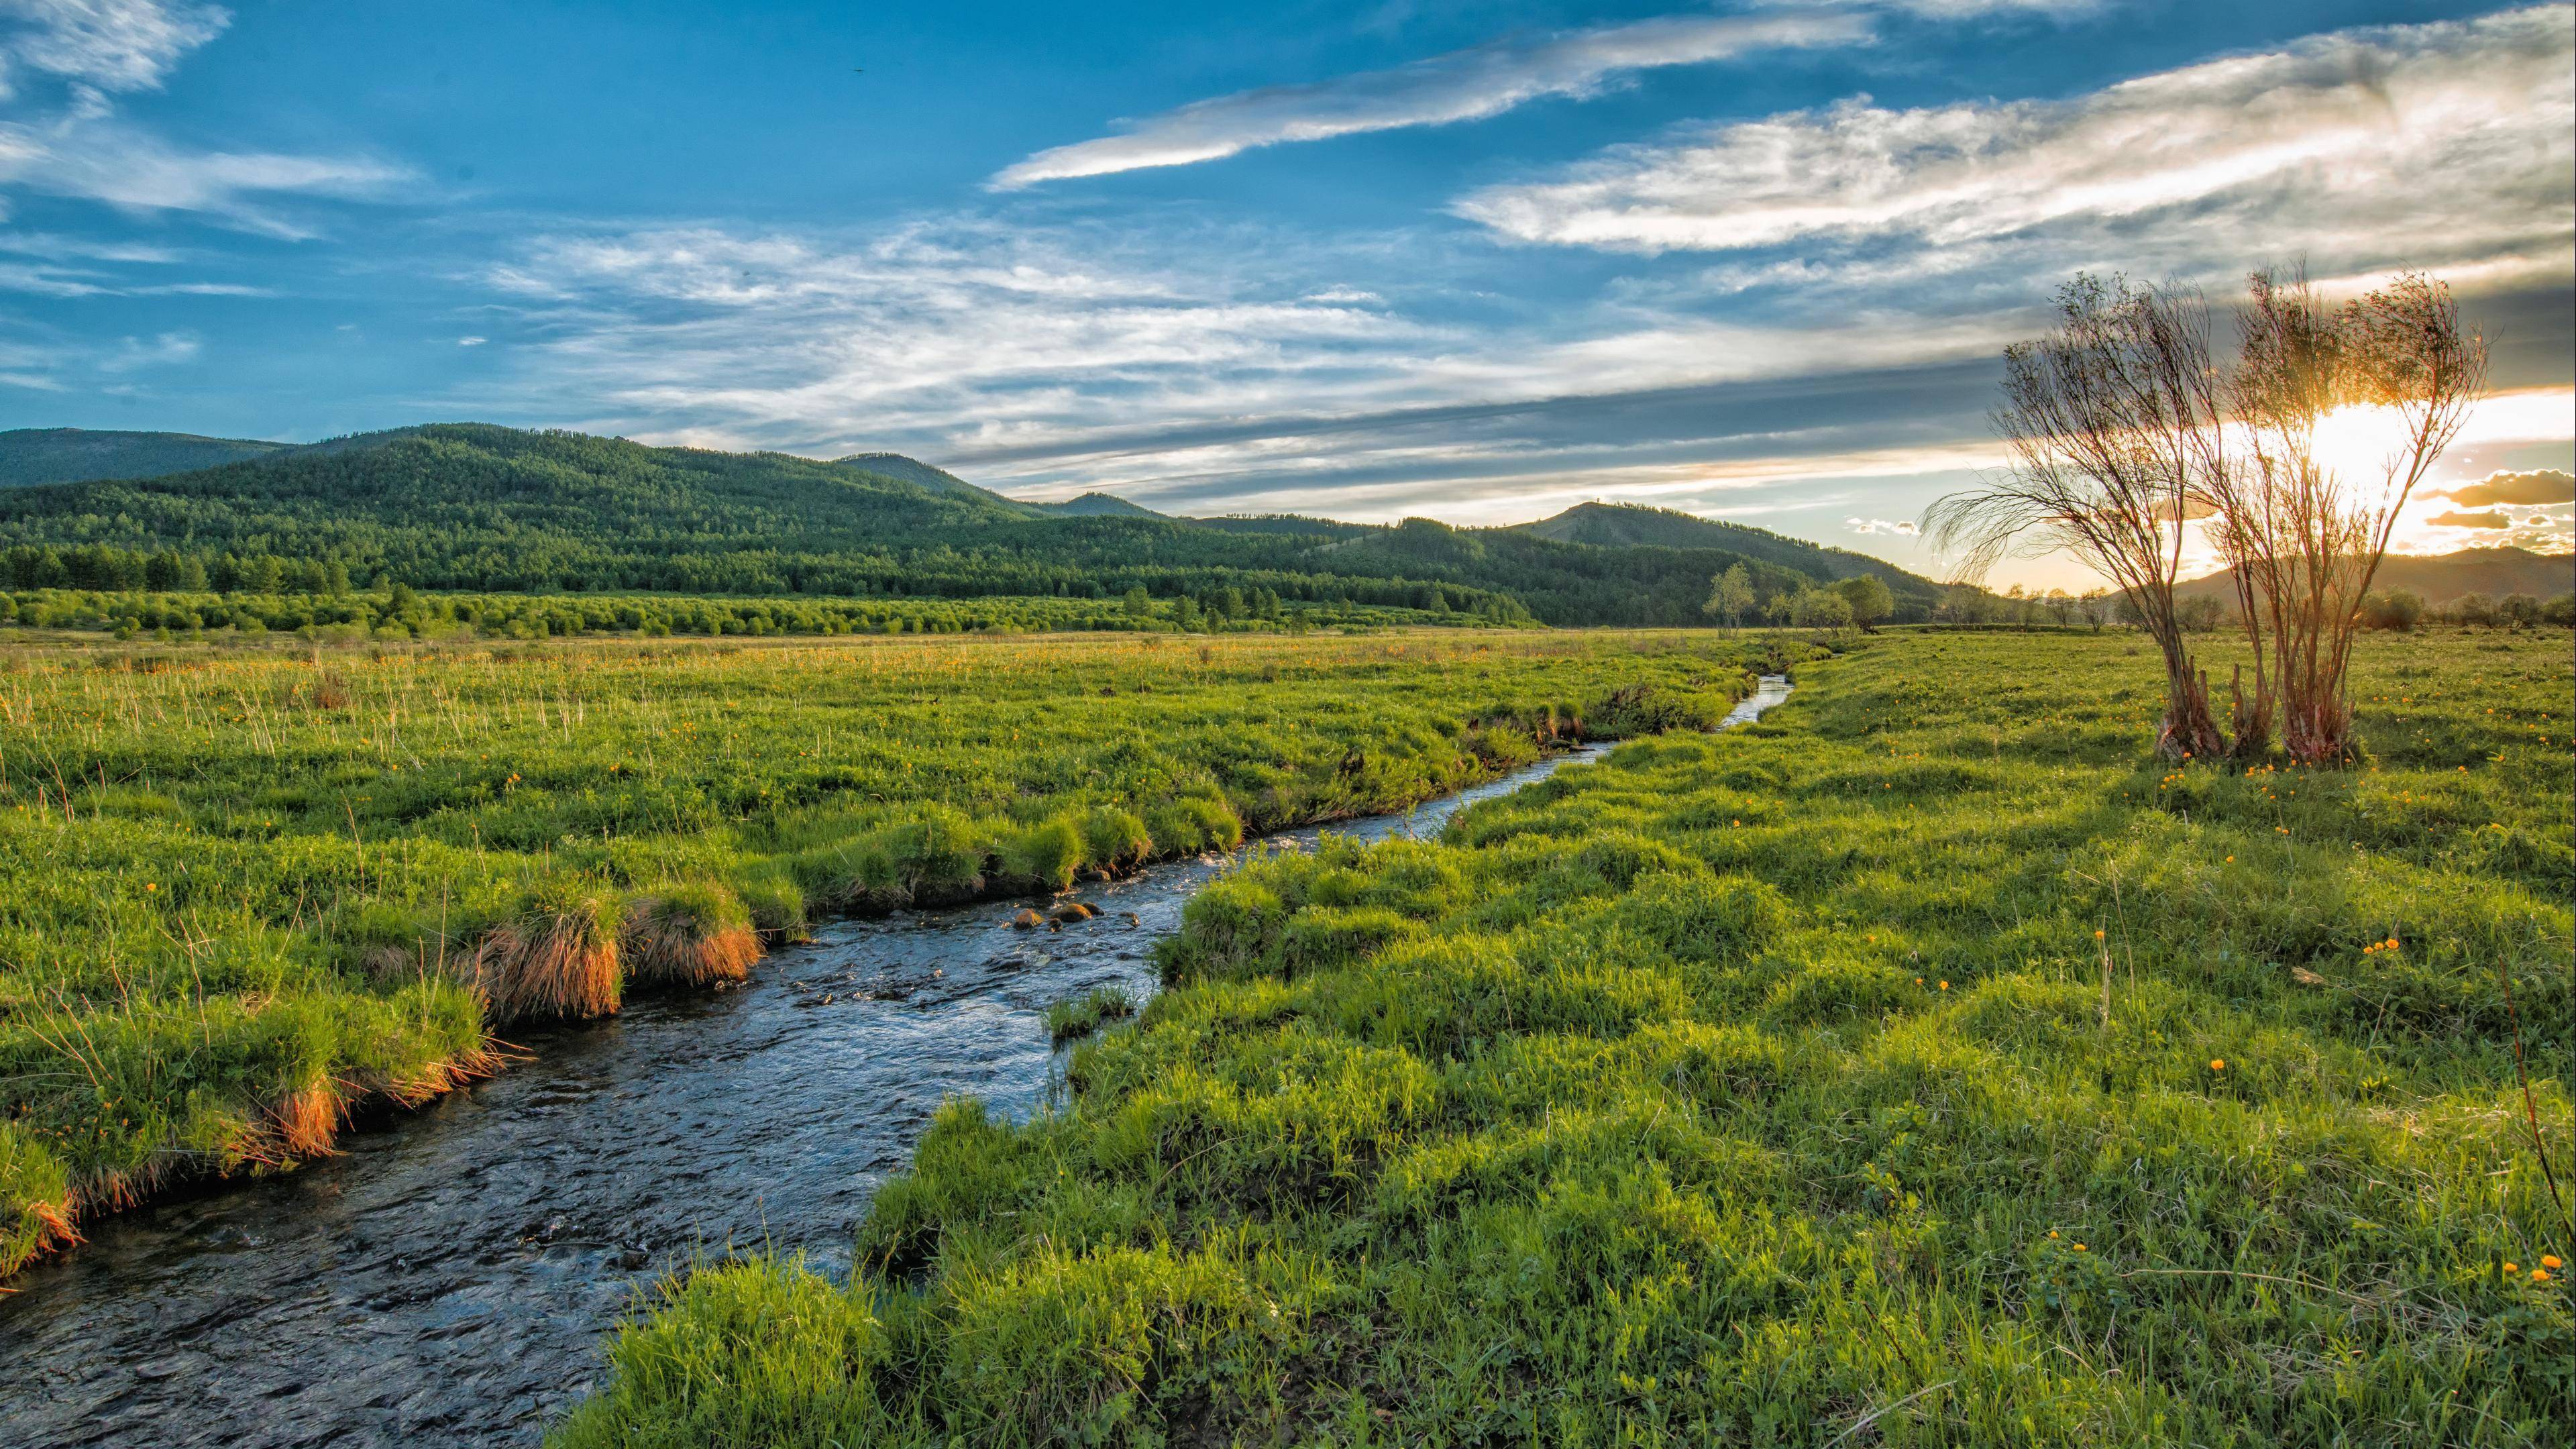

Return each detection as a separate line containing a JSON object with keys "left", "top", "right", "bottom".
{"left": 2, "top": 0, "right": 2570, "bottom": 586}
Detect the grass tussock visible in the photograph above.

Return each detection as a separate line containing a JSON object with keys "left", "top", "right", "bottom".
{"left": 1, "top": 627, "right": 1785, "bottom": 1276}
{"left": 269, "top": 1083, "right": 344, "bottom": 1159}
{"left": 1044, "top": 986, "right": 1137, "bottom": 1044}
{"left": 623, "top": 885, "right": 763, "bottom": 988}
{"left": 560, "top": 628, "right": 2574, "bottom": 1448}
{"left": 474, "top": 892, "right": 623, "bottom": 1024}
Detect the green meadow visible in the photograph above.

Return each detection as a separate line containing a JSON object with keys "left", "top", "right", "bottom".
{"left": 556, "top": 628, "right": 2575, "bottom": 1447}
{"left": 0, "top": 627, "right": 1774, "bottom": 1276}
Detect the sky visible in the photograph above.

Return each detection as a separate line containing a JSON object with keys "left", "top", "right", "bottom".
{"left": 0, "top": 0, "right": 2570, "bottom": 589}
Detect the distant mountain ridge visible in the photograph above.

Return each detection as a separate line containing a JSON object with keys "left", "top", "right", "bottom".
{"left": 1, "top": 423, "right": 1932, "bottom": 625}
{"left": 2178, "top": 547, "right": 2573, "bottom": 604}
{"left": 0, "top": 428, "right": 286, "bottom": 488}
{"left": 1519, "top": 501, "right": 1943, "bottom": 605}
{"left": 1034, "top": 492, "right": 1165, "bottom": 519}
{"left": 831, "top": 451, "right": 1022, "bottom": 507}
{"left": 0, "top": 428, "right": 1171, "bottom": 522}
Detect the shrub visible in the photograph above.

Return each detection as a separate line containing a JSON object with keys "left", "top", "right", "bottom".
{"left": 2360, "top": 588, "right": 2424, "bottom": 631}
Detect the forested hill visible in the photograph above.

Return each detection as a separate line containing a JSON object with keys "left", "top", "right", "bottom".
{"left": 0, "top": 423, "right": 1878, "bottom": 625}
{"left": 0, "top": 428, "right": 285, "bottom": 488}
{"left": 1522, "top": 501, "right": 1941, "bottom": 608}
{"left": 830, "top": 451, "right": 1028, "bottom": 508}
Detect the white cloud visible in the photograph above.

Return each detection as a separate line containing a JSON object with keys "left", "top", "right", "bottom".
{"left": 95, "top": 326, "right": 193, "bottom": 369}
{"left": 1782, "top": 0, "right": 2102, "bottom": 15}
{"left": 471, "top": 220, "right": 2019, "bottom": 490}
{"left": 0, "top": 227, "right": 176, "bottom": 260}
{"left": 1, "top": 0, "right": 227, "bottom": 95}
{"left": 457, "top": 335, "right": 486, "bottom": 346}
{"left": 0, "top": 117, "right": 409, "bottom": 230}
{"left": 989, "top": 9, "right": 1870, "bottom": 189}
{"left": 0, "top": 2, "right": 406, "bottom": 232}
{"left": 0, "top": 324, "right": 198, "bottom": 386}
{"left": 1456, "top": 4, "right": 2575, "bottom": 283}
{"left": 476, "top": 223, "right": 1441, "bottom": 449}
{"left": 427, "top": 5, "right": 2567, "bottom": 576}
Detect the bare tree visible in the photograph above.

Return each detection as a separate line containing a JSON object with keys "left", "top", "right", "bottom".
{"left": 1926, "top": 275, "right": 2231, "bottom": 761}
{"left": 2213, "top": 267, "right": 2486, "bottom": 765}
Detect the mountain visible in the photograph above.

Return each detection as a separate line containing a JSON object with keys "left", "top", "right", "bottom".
{"left": 0, "top": 428, "right": 286, "bottom": 488}
{"left": 1519, "top": 502, "right": 1944, "bottom": 608}
{"left": 833, "top": 451, "right": 1030, "bottom": 511}
{"left": 0, "top": 422, "right": 1913, "bottom": 625}
{"left": 2178, "top": 547, "right": 2573, "bottom": 604}
{"left": 834, "top": 453, "right": 1161, "bottom": 519}
{"left": 1032, "top": 492, "right": 1164, "bottom": 519}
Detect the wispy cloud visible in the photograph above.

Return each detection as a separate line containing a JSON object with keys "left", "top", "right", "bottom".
{"left": 0, "top": 0, "right": 229, "bottom": 96}
{"left": 0, "top": 319, "right": 200, "bottom": 390}
{"left": 0, "top": 1, "right": 409, "bottom": 233}
{"left": 1456, "top": 4, "right": 2574, "bottom": 285}
{"left": 468, "top": 219, "right": 2014, "bottom": 504}
{"left": 988, "top": 9, "right": 1871, "bottom": 189}
{"left": 0, "top": 117, "right": 410, "bottom": 231}
{"left": 440, "top": 4, "right": 2568, "bottom": 566}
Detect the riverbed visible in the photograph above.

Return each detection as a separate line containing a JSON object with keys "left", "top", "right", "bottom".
{"left": 0, "top": 677, "right": 1790, "bottom": 1447}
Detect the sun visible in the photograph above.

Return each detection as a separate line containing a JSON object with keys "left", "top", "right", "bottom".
{"left": 2303, "top": 402, "right": 2418, "bottom": 493}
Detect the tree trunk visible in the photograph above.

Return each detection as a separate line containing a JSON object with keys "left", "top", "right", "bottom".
{"left": 2227, "top": 662, "right": 2273, "bottom": 760}
{"left": 2156, "top": 643, "right": 2228, "bottom": 761}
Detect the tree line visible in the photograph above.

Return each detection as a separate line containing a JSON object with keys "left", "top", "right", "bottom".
{"left": 0, "top": 582, "right": 1505, "bottom": 644}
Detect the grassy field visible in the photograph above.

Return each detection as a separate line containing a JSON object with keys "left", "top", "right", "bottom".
{"left": 0, "top": 627, "right": 1782, "bottom": 1277}
{"left": 555, "top": 627, "right": 2574, "bottom": 1447}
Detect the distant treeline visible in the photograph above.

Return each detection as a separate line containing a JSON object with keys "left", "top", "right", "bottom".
{"left": 0, "top": 584, "right": 1511, "bottom": 643}
{"left": 2161, "top": 586, "right": 2573, "bottom": 633}
{"left": 0, "top": 539, "right": 1527, "bottom": 623}
{"left": 0, "top": 425, "right": 1900, "bottom": 628}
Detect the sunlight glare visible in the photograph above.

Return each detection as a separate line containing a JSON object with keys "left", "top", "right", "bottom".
{"left": 2306, "top": 402, "right": 2417, "bottom": 494}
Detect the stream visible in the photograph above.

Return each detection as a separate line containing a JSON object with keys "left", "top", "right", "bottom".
{"left": 0, "top": 678, "right": 1791, "bottom": 1448}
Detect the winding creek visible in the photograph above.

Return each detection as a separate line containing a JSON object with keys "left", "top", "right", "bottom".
{"left": 0, "top": 678, "right": 1792, "bottom": 1448}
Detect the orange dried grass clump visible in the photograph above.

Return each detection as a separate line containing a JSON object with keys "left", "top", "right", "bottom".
{"left": 271, "top": 1083, "right": 345, "bottom": 1158}
{"left": 474, "top": 895, "right": 623, "bottom": 1022}
{"left": 621, "top": 886, "right": 762, "bottom": 987}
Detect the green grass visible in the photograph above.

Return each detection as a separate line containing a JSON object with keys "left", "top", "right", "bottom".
{"left": 554, "top": 628, "right": 2574, "bottom": 1448}
{"left": 0, "top": 627, "right": 1780, "bottom": 1276}
{"left": 1046, "top": 987, "right": 1140, "bottom": 1044}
